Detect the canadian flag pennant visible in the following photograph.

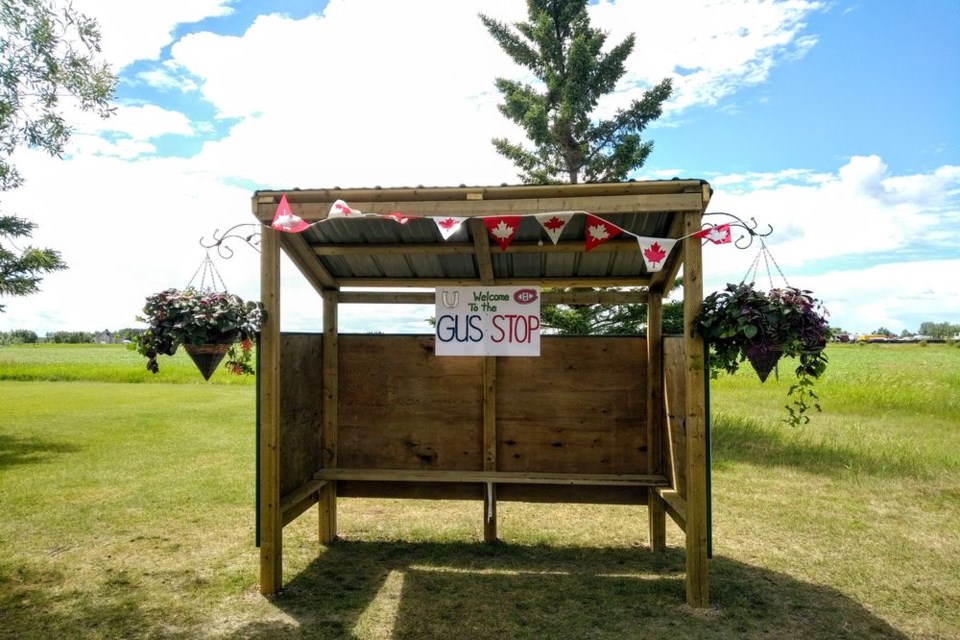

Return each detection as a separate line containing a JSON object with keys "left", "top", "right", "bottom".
{"left": 534, "top": 212, "right": 574, "bottom": 245}
{"left": 328, "top": 199, "right": 361, "bottom": 218}
{"left": 381, "top": 212, "right": 421, "bottom": 225}
{"left": 484, "top": 215, "right": 522, "bottom": 252}
{"left": 584, "top": 214, "right": 622, "bottom": 252}
{"left": 693, "top": 223, "right": 732, "bottom": 244}
{"left": 433, "top": 216, "right": 467, "bottom": 240}
{"left": 271, "top": 195, "right": 310, "bottom": 233}
{"left": 636, "top": 237, "right": 677, "bottom": 272}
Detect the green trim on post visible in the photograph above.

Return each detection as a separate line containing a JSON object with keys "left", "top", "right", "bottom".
{"left": 704, "top": 340, "right": 712, "bottom": 560}
{"left": 255, "top": 331, "right": 261, "bottom": 548}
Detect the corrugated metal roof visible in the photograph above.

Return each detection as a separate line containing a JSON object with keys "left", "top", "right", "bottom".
{"left": 251, "top": 180, "right": 710, "bottom": 292}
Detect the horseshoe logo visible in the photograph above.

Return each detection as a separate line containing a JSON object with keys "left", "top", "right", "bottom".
{"left": 440, "top": 290, "right": 459, "bottom": 309}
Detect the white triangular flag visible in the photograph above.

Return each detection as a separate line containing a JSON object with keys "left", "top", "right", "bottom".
{"left": 328, "top": 199, "right": 361, "bottom": 218}
{"left": 636, "top": 236, "right": 677, "bottom": 272}
{"left": 534, "top": 212, "right": 574, "bottom": 245}
{"left": 433, "top": 216, "right": 467, "bottom": 240}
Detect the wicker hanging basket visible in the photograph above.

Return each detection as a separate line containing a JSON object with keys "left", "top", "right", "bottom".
{"left": 745, "top": 343, "right": 783, "bottom": 383}
{"left": 184, "top": 331, "right": 239, "bottom": 380}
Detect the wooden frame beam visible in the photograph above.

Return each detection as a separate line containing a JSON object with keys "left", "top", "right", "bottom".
{"left": 646, "top": 291, "right": 667, "bottom": 552}
{"left": 682, "top": 210, "right": 709, "bottom": 607}
{"left": 314, "top": 469, "right": 670, "bottom": 486}
{"left": 336, "top": 289, "right": 649, "bottom": 306}
{"left": 313, "top": 238, "right": 644, "bottom": 257}
{"left": 280, "top": 233, "right": 339, "bottom": 292}
{"left": 258, "top": 227, "right": 282, "bottom": 595}
{"left": 483, "top": 356, "right": 497, "bottom": 542}
{"left": 319, "top": 290, "right": 339, "bottom": 544}
{"left": 469, "top": 218, "right": 496, "bottom": 285}
{"left": 254, "top": 192, "right": 706, "bottom": 224}
{"left": 334, "top": 276, "right": 652, "bottom": 288}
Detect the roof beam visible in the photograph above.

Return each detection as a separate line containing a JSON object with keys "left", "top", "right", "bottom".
{"left": 279, "top": 233, "right": 339, "bottom": 292}
{"left": 335, "top": 276, "right": 652, "bottom": 288}
{"left": 337, "top": 289, "right": 648, "bottom": 305}
{"left": 313, "top": 238, "right": 643, "bottom": 256}
{"left": 255, "top": 193, "right": 705, "bottom": 223}
{"left": 468, "top": 218, "right": 496, "bottom": 285}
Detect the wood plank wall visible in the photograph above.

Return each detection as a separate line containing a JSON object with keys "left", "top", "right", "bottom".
{"left": 663, "top": 337, "right": 687, "bottom": 500}
{"left": 279, "top": 334, "right": 324, "bottom": 498}
{"left": 279, "top": 334, "right": 664, "bottom": 506}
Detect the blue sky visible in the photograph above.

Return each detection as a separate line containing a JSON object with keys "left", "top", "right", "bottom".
{"left": 2, "top": 0, "right": 958, "bottom": 335}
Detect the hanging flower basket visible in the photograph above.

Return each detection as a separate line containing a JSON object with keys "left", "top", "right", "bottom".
{"left": 694, "top": 282, "right": 831, "bottom": 425}
{"left": 183, "top": 330, "right": 241, "bottom": 380}
{"left": 744, "top": 342, "right": 783, "bottom": 383}
{"left": 132, "top": 289, "right": 262, "bottom": 379}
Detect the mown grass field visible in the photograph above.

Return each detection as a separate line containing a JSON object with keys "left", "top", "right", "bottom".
{"left": 0, "top": 343, "right": 255, "bottom": 385}
{"left": 0, "top": 343, "right": 958, "bottom": 639}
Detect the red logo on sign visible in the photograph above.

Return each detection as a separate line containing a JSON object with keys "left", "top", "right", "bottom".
{"left": 513, "top": 288, "right": 539, "bottom": 304}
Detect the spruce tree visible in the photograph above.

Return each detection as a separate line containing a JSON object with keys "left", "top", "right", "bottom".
{"left": 480, "top": 0, "right": 672, "bottom": 184}
{"left": 0, "top": 0, "right": 116, "bottom": 311}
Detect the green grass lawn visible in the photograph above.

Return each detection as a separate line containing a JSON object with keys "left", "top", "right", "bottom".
{"left": 0, "top": 343, "right": 958, "bottom": 639}
{"left": 0, "top": 343, "right": 255, "bottom": 385}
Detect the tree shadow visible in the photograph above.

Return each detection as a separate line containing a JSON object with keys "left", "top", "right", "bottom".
{"left": 711, "top": 413, "right": 927, "bottom": 478}
{"left": 234, "top": 540, "right": 908, "bottom": 640}
{"left": 0, "top": 434, "right": 81, "bottom": 469}
{"left": 0, "top": 562, "right": 162, "bottom": 639}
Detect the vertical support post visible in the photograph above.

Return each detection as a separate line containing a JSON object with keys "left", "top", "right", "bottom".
{"left": 319, "top": 289, "right": 339, "bottom": 544}
{"left": 682, "top": 210, "right": 709, "bottom": 607}
{"left": 483, "top": 355, "right": 498, "bottom": 541}
{"left": 259, "top": 226, "right": 282, "bottom": 594}
{"left": 646, "top": 290, "right": 666, "bottom": 552}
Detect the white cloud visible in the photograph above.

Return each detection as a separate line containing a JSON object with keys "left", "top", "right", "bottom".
{"left": 3, "top": 2, "right": 956, "bottom": 339}
{"left": 132, "top": 66, "right": 199, "bottom": 93}
{"left": 72, "top": 0, "right": 236, "bottom": 69}
{"left": 92, "top": 104, "right": 194, "bottom": 140}
{"left": 590, "top": 0, "right": 825, "bottom": 112}
{"left": 702, "top": 156, "right": 960, "bottom": 332}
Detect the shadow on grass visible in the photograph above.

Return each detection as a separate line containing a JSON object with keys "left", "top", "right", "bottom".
{"left": 0, "top": 562, "right": 160, "bottom": 640}
{"left": 711, "top": 413, "right": 928, "bottom": 478}
{"left": 234, "top": 540, "right": 907, "bottom": 640}
{"left": 0, "top": 434, "right": 81, "bottom": 469}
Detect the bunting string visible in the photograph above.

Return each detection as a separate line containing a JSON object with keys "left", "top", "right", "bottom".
{"left": 268, "top": 196, "right": 738, "bottom": 273}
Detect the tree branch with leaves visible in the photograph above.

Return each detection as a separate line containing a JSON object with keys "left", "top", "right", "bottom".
{"left": 0, "top": 0, "right": 116, "bottom": 311}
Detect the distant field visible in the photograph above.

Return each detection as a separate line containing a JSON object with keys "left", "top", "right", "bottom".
{"left": 0, "top": 342, "right": 957, "bottom": 639}
{"left": 0, "top": 343, "right": 255, "bottom": 385}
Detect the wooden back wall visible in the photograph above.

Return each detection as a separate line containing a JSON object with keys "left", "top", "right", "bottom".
{"left": 279, "top": 334, "right": 659, "bottom": 504}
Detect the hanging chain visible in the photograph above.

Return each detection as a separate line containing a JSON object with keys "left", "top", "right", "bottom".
{"left": 742, "top": 238, "right": 790, "bottom": 289}
{"left": 186, "top": 251, "right": 229, "bottom": 293}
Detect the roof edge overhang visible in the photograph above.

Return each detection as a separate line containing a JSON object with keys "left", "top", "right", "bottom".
{"left": 252, "top": 179, "right": 711, "bottom": 222}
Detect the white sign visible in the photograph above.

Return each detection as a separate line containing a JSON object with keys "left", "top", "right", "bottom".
{"left": 435, "top": 286, "right": 541, "bottom": 356}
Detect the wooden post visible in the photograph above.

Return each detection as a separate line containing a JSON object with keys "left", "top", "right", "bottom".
{"left": 483, "top": 355, "right": 498, "bottom": 542}
{"left": 259, "top": 226, "right": 282, "bottom": 594}
{"left": 646, "top": 290, "right": 666, "bottom": 552}
{"left": 682, "top": 210, "right": 709, "bottom": 607}
{"left": 319, "top": 289, "right": 339, "bottom": 544}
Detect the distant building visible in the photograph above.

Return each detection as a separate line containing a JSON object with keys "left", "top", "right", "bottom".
{"left": 94, "top": 330, "right": 122, "bottom": 344}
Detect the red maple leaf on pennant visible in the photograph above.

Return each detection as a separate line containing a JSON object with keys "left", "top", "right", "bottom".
{"left": 588, "top": 224, "right": 609, "bottom": 241}
{"left": 484, "top": 216, "right": 521, "bottom": 251}
{"left": 543, "top": 216, "right": 566, "bottom": 231}
{"left": 491, "top": 221, "right": 514, "bottom": 240}
{"left": 643, "top": 242, "right": 667, "bottom": 267}
{"left": 584, "top": 214, "right": 621, "bottom": 252}
{"left": 693, "top": 223, "right": 732, "bottom": 244}
{"left": 271, "top": 194, "right": 309, "bottom": 233}
{"left": 438, "top": 218, "right": 459, "bottom": 230}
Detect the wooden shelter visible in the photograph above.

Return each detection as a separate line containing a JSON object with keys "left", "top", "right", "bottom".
{"left": 251, "top": 180, "right": 712, "bottom": 607}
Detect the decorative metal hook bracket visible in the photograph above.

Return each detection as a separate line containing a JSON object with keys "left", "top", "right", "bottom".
{"left": 702, "top": 211, "right": 773, "bottom": 250}
{"left": 199, "top": 223, "right": 263, "bottom": 259}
